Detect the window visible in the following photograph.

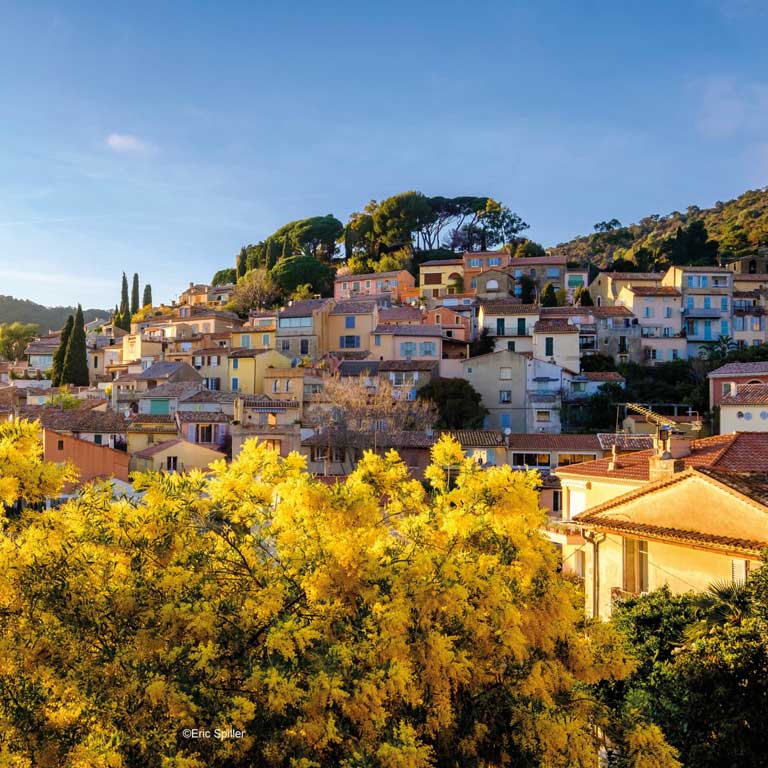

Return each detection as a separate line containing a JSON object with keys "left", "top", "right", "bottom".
{"left": 567, "top": 274, "right": 584, "bottom": 288}
{"left": 643, "top": 306, "right": 654, "bottom": 318}
{"left": 231, "top": 376, "right": 239, "bottom": 391}
{"left": 536, "top": 410, "right": 551, "bottom": 422}
{"left": 345, "top": 316, "right": 356, "bottom": 329}
{"left": 507, "top": 341, "right": 516, "bottom": 351}
{"left": 487, "top": 256, "right": 501, "bottom": 267}
{"left": 664, "top": 306, "right": 673, "bottom": 318}
{"left": 262, "top": 334, "right": 270, "bottom": 346}
{"left": 339, "top": 335, "right": 361, "bottom": 349}
{"left": 374, "top": 335, "right": 381, "bottom": 346}
{"left": 721, "top": 297, "right": 729, "bottom": 311}
{"left": 512, "top": 452, "right": 550, "bottom": 468}
{"left": 258, "top": 319, "right": 272, "bottom": 327}
{"left": 300, "top": 339, "right": 309, "bottom": 355}
{"left": 240, "top": 334, "right": 251, "bottom": 348}
{"left": 400, "top": 342, "right": 417, "bottom": 357}
{"left": 721, "top": 320, "right": 729, "bottom": 336}
{"left": 278, "top": 316, "right": 312, "bottom": 329}
{"left": 623, "top": 538, "right": 648, "bottom": 593}
{"left": 197, "top": 424, "right": 213, "bottom": 443}
{"left": 166, "top": 456, "right": 178, "bottom": 471}
{"left": 94, "top": 434, "right": 102, "bottom": 445}
{"left": 499, "top": 367, "right": 512, "bottom": 380}
{"left": 470, "top": 278, "right": 477, "bottom": 290}
{"left": 232, "top": 358, "right": 239, "bottom": 370}
{"left": 517, "top": 318, "right": 526, "bottom": 335}
{"left": 558, "top": 453, "right": 598, "bottom": 466}
{"left": 280, "top": 339, "right": 290, "bottom": 352}
{"left": 469, "top": 257, "right": 482, "bottom": 267}
{"left": 671, "top": 349, "right": 679, "bottom": 360}
{"left": 311, "top": 446, "right": 346, "bottom": 463}
{"left": 514, "top": 269, "right": 523, "bottom": 279}
{"left": 272, "top": 379, "right": 280, "bottom": 393}
{"left": 687, "top": 296, "right": 694, "bottom": 309}
{"left": 57, "top": 439, "right": 64, "bottom": 451}
{"left": 546, "top": 267, "right": 559, "bottom": 278}
{"left": 552, "top": 490, "right": 562, "bottom": 513}
{"left": 496, "top": 318, "right": 505, "bottom": 335}
{"left": 545, "top": 337, "right": 554, "bottom": 357}
{"left": 284, "top": 379, "right": 291, "bottom": 392}
{"left": 703, "top": 296, "right": 711, "bottom": 309}
{"left": 93, "top": 355, "right": 98, "bottom": 369}
{"left": 649, "top": 348, "right": 658, "bottom": 361}
{"left": 499, "top": 390, "right": 512, "bottom": 403}
{"left": 500, "top": 414, "right": 512, "bottom": 428}
{"left": 419, "top": 341, "right": 436, "bottom": 356}
{"left": 485, "top": 279, "right": 500, "bottom": 291}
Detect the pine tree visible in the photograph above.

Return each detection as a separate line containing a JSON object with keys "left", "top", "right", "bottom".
{"left": 120, "top": 272, "right": 129, "bottom": 321}
{"left": 61, "top": 305, "right": 89, "bottom": 387}
{"left": 142, "top": 283, "right": 152, "bottom": 308}
{"left": 50, "top": 315, "right": 74, "bottom": 386}
{"left": 131, "top": 273, "right": 140, "bottom": 316}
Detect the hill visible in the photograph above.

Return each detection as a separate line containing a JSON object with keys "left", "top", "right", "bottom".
{"left": 549, "top": 187, "right": 768, "bottom": 269}
{"left": 0, "top": 296, "right": 109, "bottom": 332}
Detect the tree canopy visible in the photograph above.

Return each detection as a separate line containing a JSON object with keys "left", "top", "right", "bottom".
{"left": 416, "top": 377, "right": 488, "bottom": 429}
{"left": 0, "top": 434, "right": 650, "bottom": 767}
{"left": 0, "top": 322, "right": 38, "bottom": 362}
{"left": 268, "top": 255, "right": 335, "bottom": 298}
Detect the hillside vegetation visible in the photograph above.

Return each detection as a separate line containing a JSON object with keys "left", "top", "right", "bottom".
{"left": 0, "top": 296, "right": 108, "bottom": 332}
{"left": 550, "top": 187, "right": 768, "bottom": 269}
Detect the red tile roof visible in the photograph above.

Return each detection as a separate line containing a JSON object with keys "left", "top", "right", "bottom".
{"left": 372, "top": 324, "right": 443, "bottom": 337}
{"left": 557, "top": 432, "right": 768, "bottom": 481}
{"left": 379, "top": 307, "right": 424, "bottom": 322}
{"left": 534, "top": 320, "right": 578, "bottom": 334}
{"left": 708, "top": 361, "right": 768, "bottom": 378}
{"left": 721, "top": 383, "right": 768, "bottom": 405}
{"left": 627, "top": 286, "right": 681, "bottom": 297}
{"left": 506, "top": 433, "right": 603, "bottom": 451}
{"left": 583, "top": 371, "right": 626, "bottom": 382}
{"left": 480, "top": 300, "right": 538, "bottom": 314}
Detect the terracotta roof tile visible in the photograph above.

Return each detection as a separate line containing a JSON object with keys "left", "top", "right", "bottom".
{"left": 721, "top": 383, "right": 768, "bottom": 405}
{"left": 583, "top": 371, "right": 626, "bottom": 382}
{"left": 534, "top": 319, "right": 578, "bottom": 334}
{"left": 505, "top": 433, "right": 602, "bottom": 451}
{"left": 372, "top": 324, "right": 442, "bottom": 337}
{"left": 708, "top": 361, "right": 768, "bottom": 377}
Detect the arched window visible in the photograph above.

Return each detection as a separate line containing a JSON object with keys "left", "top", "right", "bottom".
{"left": 486, "top": 279, "right": 499, "bottom": 291}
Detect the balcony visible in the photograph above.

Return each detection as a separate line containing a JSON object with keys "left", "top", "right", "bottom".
{"left": 682, "top": 307, "right": 723, "bottom": 319}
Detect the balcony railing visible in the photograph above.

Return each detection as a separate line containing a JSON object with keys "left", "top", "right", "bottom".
{"left": 682, "top": 307, "right": 724, "bottom": 318}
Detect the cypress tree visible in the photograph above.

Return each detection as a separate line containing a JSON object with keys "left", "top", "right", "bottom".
{"left": 131, "top": 273, "right": 140, "bottom": 316}
{"left": 236, "top": 248, "right": 247, "bottom": 279}
{"left": 61, "top": 305, "right": 89, "bottom": 387}
{"left": 120, "top": 272, "right": 129, "bottom": 320}
{"left": 142, "top": 283, "right": 152, "bottom": 308}
{"left": 50, "top": 315, "right": 74, "bottom": 386}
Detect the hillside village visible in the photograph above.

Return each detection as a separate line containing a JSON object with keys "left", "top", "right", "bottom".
{"left": 3, "top": 246, "right": 768, "bottom": 624}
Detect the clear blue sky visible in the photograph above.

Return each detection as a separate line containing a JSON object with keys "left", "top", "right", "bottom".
{"left": 1, "top": 0, "right": 766, "bottom": 307}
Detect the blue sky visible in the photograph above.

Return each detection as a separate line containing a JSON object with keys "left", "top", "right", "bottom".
{"left": 1, "top": 0, "right": 767, "bottom": 308}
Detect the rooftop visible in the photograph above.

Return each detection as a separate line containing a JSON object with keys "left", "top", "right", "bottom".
{"left": 708, "top": 361, "right": 768, "bottom": 378}
{"left": 557, "top": 432, "right": 768, "bottom": 482}
{"left": 582, "top": 371, "right": 626, "bottom": 382}
{"left": 330, "top": 300, "right": 378, "bottom": 315}
{"left": 480, "top": 300, "right": 537, "bottom": 314}
{"left": 372, "top": 324, "right": 443, "bottom": 337}
{"left": 506, "top": 433, "right": 603, "bottom": 452}
{"left": 279, "top": 298, "right": 332, "bottom": 318}
{"left": 627, "top": 286, "right": 682, "bottom": 297}
{"left": 721, "top": 383, "right": 768, "bottom": 406}
{"left": 419, "top": 258, "right": 463, "bottom": 267}
{"left": 379, "top": 307, "right": 424, "bottom": 322}
{"left": 534, "top": 319, "right": 578, "bottom": 334}
{"left": 378, "top": 359, "right": 439, "bottom": 371}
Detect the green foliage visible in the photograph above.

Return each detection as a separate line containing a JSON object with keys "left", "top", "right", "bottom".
{"left": 580, "top": 353, "right": 616, "bottom": 372}
{"left": 142, "top": 283, "right": 152, "bottom": 307}
{"left": 603, "top": 577, "right": 768, "bottom": 768}
{"left": 130, "top": 273, "right": 140, "bottom": 316}
{"left": 573, "top": 285, "right": 594, "bottom": 306}
{"left": 469, "top": 327, "right": 495, "bottom": 357}
{"left": 416, "top": 377, "right": 488, "bottom": 429}
{"left": 50, "top": 315, "right": 73, "bottom": 387}
{"left": 509, "top": 238, "right": 546, "bottom": 259}
{"left": 552, "top": 188, "right": 768, "bottom": 268}
{"left": 211, "top": 268, "right": 236, "bottom": 286}
{"left": 518, "top": 274, "right": 536, "bottom": 304}
{"left": 268, "top": 255, "right": 334, "bottom": 297}
{"left": 555, "top": 288, "right": 568, "bottom": 306}
{"left": 540, "top": 282, "right": 557, "bottom": 307}
{"left": 120, "top": 272, "right": 129, "bottom": 320}
{"left": 60, "top": 305, "right": 88, "bottom": 387}
{"left": 0, "top": 296, "right": 107, "bottom": 331}
{"left": 0, "top": 322, "right": 38, "bottom": 362}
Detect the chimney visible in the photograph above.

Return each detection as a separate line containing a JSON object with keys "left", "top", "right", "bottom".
{"left": 648, "top": 426, "right": 688, "bottom": 481}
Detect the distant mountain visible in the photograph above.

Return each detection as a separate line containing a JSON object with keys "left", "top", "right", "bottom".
{"left": 0, "top": 296, "right": 109, "bottom": 332}
{"left": 549, "top": 187, "right": 768, "bottom": 269}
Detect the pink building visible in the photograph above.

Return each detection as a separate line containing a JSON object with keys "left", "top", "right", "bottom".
{"left": 334, "top": 270, "right": 415, "bottom": 302}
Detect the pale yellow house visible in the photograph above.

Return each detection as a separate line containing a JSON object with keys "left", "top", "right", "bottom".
{"left": 418, "top": 258, "right": 464, "bottom": 298}
{"left": 228, "top": 348, "right": 291, "bottom": 395}
{"left": 126, "top": 414, "right": 179, "bottom": 456}
{"left": 237, "top": 313, "right": 277, "bottom": 350}
{"left": 554, "top": 432, "right": 768, "bottom": 618}
{"left": 192, "top": 347, "right": 229, "bottom": 391}
{"left": 327, "top": 300, "right": 379, "bottom": 354}
{"left": 370, "top": 324, "right": 442, "bottom": 362}
{"left": 588, "top": 272, "right": 663, "bottom": 307}
{"left": 719, "top": 383, "right": 768, "bottom": 433}
{"left": 130, "top": 438, "right": 225, "bottom": 473}
{"left": 532, "top": 319, "right": 580, "bottom": 372}
{"left": 122, "top": 335, "right": 163, "bottom": 366}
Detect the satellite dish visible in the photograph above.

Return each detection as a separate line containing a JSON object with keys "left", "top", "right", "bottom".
{"left": 503, "top": 427, "right": 512, "bottom": 436}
